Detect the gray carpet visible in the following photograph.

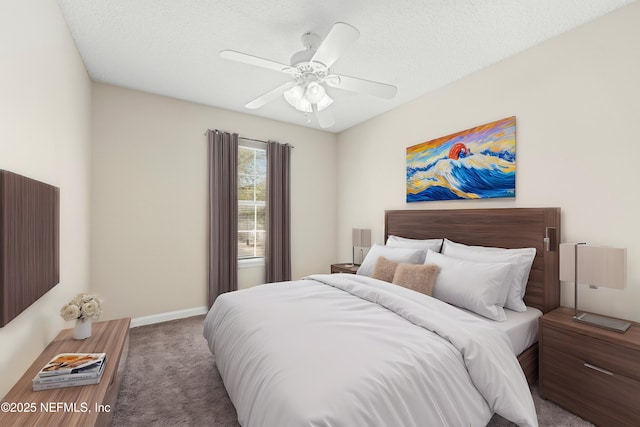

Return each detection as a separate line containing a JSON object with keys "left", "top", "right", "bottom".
{"left": 113, "top": 315, "right": 593, "bottom": 427}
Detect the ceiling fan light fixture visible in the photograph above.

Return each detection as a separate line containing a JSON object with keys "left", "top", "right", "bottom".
{"left": 306, "top": 81, "right": 333, "bottom": 110}
{"left": 316, "top": 93, "right": 333, "bottom": 111}
{"left": 284, "top": 85, "right": 313, "bottom": 112}
{"left": 305, "top": 81, "right": 326, "bottom": 104}
{"left": 284, "top": 82, "right": 333, "bottom": 113}
{"left": 284, "top": 84, "right": 303, "bottom": 101}
{"left": 298, "top": 97, "right": 312, "bottom": 113}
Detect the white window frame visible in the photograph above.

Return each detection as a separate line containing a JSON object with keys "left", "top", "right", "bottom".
{"left": 238, "top": 139, "right": 266, "bottom": 268}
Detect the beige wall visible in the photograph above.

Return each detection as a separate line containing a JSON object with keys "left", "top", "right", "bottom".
{"left": 91, "top": 83, "right": 337, "bottom": 321}
{"left": 337, "top": 2, "right": 640, "bottom": 321}
{"left": 0, "top": 0, "right": 91, "bottom": 398}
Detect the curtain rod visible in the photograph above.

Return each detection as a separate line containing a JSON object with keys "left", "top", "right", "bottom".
{"left": 204, "top": 129, "right": 294, "bottom": 148}
{"left": 240, "top": 136, "right": 268, "bottom": 144}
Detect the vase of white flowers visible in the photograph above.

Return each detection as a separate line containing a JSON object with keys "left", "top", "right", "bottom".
{"left": 60, "top": 294, "right": 103, "bottom": 340}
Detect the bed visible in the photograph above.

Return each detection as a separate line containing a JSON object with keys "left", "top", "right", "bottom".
{"left": 384, "top": 208, "right": 560, "bottom": 384}
{"left": 204, "top": 207, "right": 560, "bottom": 427}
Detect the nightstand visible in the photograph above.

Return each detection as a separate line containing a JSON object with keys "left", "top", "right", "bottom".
{"left": 539, "top": 307, "right": 640, "bottom": 427}
{"left": 331, "top": 263, "right": 359, "bottom": 274}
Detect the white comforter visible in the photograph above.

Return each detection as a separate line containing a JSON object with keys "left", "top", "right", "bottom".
{"left": 203, "top": 274, "right": 538, "bottom": 427}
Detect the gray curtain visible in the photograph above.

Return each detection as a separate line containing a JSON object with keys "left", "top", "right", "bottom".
{"left": 265, "top": 141, "right": 292, "bottom": 282}
{"left": 208, "top": 130, "right": 238, "bottom": 307}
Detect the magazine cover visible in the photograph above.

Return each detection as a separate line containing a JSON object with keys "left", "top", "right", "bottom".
{"left": 37, "top": 353, "right": 106, "bottom": 377}
{"left": 33, "top": 357, "right": 106, "bottom": 384}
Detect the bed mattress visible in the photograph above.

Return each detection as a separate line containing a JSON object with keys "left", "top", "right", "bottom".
{"left": 460, "top": 306, "right": 542, "bottom": 355}
{"left": 204, "top": 274, "right": 537, "bottom": 427}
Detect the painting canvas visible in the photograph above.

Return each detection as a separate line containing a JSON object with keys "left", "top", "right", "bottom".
{"left": 406, "top": 116, "right": 516, "bottom": 202}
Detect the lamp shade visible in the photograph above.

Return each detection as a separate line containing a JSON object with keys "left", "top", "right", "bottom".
{"left": 559, "top": 243, "right": 627, "bottom": 290}
{"left": 352, "top": 228, "right": 371, "bottom": 247}
{"left": 305, "top": 82, "right": 326, "bottom": 104}
{"left": 284, "top": 85, "right": 312, "bottom": 113}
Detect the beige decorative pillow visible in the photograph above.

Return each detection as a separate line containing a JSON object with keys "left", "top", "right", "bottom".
{"left": 372, "top": 256, "right": 400, "bottom": 282}
{"left": 392, "top": 263, "right": 440, "bottom": 296}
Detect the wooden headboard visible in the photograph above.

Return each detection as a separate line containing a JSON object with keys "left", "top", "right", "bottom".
{"left": 384, "top": 207, "right": 560, "bottom": 313}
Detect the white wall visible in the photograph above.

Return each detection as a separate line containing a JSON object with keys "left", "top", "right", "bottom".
{"left": 91, "top": 83, "right": 337, "bottom": 321}
{"left": 0, "top": 0, "right": 91, "bottom": 398}
{"left": 337, "top": 2, "right": 640, "bottom": 322}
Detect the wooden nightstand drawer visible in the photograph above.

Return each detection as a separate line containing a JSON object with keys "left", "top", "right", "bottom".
{"left": 539, "top": 308, "right": 640, "bottom": 427}
{"left": 544, "top": 326, "right": 640, "bottom": 381}
{"left": 542, "top": 346, "right": 640, "bottom": 427}
{"left": 330, "top": 263, "right": 359, "bottom": 274}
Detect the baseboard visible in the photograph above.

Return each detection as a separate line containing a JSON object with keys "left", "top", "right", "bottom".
{"left": 130, "top": 306, "right": 208, "bottom": 328}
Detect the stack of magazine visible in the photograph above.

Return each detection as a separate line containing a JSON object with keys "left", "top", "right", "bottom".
{"left": 32, "top": 353, "right": 107, "bottom": 391}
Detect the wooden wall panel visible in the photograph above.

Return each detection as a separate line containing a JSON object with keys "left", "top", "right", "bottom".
{"left": 0, "top": 170, "right": 60, "bottom": 327}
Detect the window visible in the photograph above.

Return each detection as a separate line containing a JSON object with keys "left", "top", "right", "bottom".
{"left": 237, "top": 144, "right": 266, "bottom": 259}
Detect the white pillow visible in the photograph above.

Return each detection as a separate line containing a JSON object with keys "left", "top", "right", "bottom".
{"left": 386, "top": 235, "right": 443, "bottom": 258}
{"left": 441, "top": 239, "right": 536, "bottom": 312}
{"left": 425, "top": 250, "right": 512, "bottom": 321}
{"left": 357, "top": 244, "right": 425, "bottom": 277}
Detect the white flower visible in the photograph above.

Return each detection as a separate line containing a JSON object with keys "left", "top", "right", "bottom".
{"left": 70, "top": 294, "right": 84, "bottom": 307}
{"left": 60, "top": 304, "right": 81, "bottom": 321}
{"left": 81, "top": 301, "right": 101, "bottom": 320}
{"left": 60, "top": 293, "right": 103, "bottom": 322}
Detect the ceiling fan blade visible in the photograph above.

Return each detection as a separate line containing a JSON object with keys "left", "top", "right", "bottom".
{"left": 314, "top": 105, "right": 335, "bottom": 128}
{"left": 326, "top": 74, "right": 397, "bottom": 99}
{"left": 245, "top": 81, "right": 297, "bottom": 109}
{"left": 220, "top": 50, "right": 295, "bottom": 74}
{"left": 311, "top": 22, "right": 360, "bottom": 68}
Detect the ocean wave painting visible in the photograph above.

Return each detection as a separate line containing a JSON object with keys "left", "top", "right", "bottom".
{"left": 406, "top": 116, "right": 516, "bottom": 202}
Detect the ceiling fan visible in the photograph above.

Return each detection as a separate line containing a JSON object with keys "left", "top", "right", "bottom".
{"left": 220, "top": 22, "right": 398, "bottom": 128}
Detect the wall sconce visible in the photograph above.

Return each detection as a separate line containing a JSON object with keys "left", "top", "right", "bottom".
{"left": 559, "top": 242, "right": 629, "bottom": 333}
{"left": 348, "top": 228, "right": 371, "bottom": 267}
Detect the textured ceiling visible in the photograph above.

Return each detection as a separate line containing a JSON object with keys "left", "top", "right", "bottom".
{"left": 57, "top": 0, "right": 635, "bottom": 132}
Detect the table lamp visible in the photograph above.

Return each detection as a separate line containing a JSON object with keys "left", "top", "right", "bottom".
{"left": 348, "top": 228, "right": 371, "bottom": 267}
{"left": 559, "top": 242, "right": 629, "bottom": 333}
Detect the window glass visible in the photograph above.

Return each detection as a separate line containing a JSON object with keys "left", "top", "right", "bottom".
{"left": 238, "top": 145, "right": 266, "bottom": 259}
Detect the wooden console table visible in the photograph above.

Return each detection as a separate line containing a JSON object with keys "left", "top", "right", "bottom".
{"left": 0, "top": 317, "right": 130, "bottom": 427}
